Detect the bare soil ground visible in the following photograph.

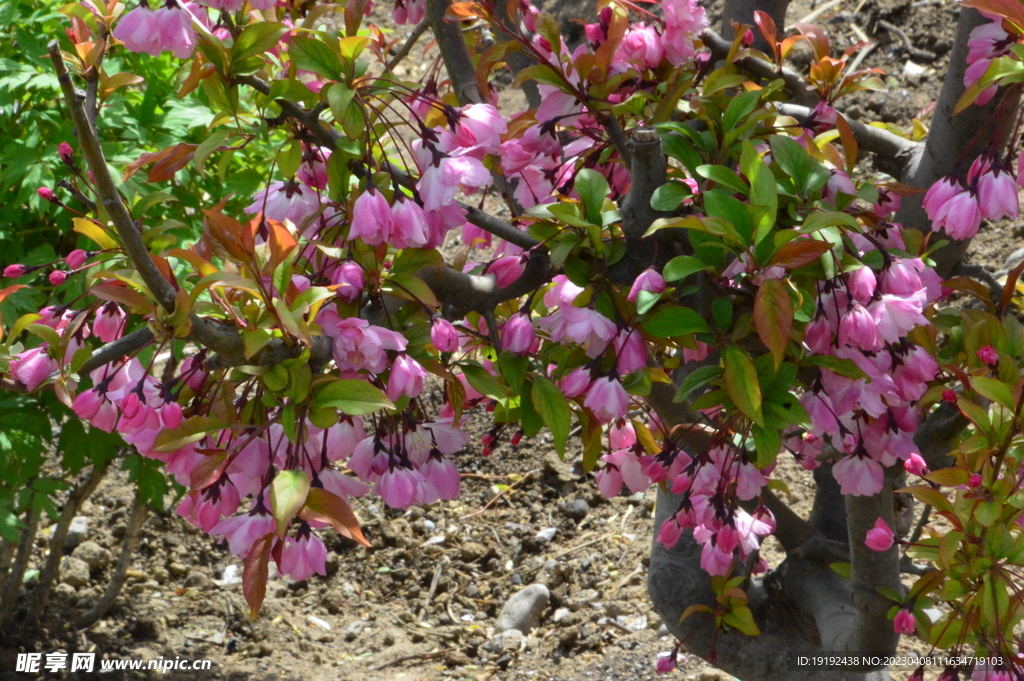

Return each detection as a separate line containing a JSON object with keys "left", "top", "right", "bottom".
{"left": 2, "top": 1, "right": 1020, "bottom": 680}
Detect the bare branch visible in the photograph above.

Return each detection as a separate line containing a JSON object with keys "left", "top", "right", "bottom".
{"left": 78, "top": 326, "right": 155, "bottom": 376}
{"left": 383, "top": 19, "right": 429, "bottom": 75}
{"left": 425, "top": 0, "right": 483, "bottom": 105}
{"left": 460, "top": 203, "right": 539, "bottom": 249}
{"left": 48, "top": 41, "right": 177, "bottom": 313}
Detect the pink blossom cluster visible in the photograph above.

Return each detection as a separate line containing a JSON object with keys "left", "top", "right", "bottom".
{"left": 113, "top": 0, "right": 198, "bottom": 59}
{"left": 795, "top": 249, "right": 941, "bottom": 495}
{"left": 654, "top": 444, "right": 774, "bottom": 576}
{"left": 964, "top": 19, "right": 1018, "bottom": 105}
{"left": 5, "top": 304, "right": 115, "bottom": 390}
{"left": 922, "top": 153, "right": 1019, "bottom": 240}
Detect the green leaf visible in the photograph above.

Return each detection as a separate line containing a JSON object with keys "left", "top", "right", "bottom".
{"left": 391, "top": 247, "right": 445, "bottom": 273}
{"left": 152, "top": 416, "right": 228, "bottom": 453}
{"left": 740, "top": 141, "right": 777, "bottom": 243}
{"left": 662, "top": 255, "right": 709, "bottom": 282}
{"left": 575, "top": 169, "right": 610, "bottom": 224}
{"left": 289, "top": 36, "right": 341, "bottom": 80}
{"left": 644, "top": 306, "right": 710, "bottom": 338}
{"left": 769, "top": 135, "right": 830, "bottom": 198}
{"left": 270, "top": 470, "right": 310, "bottom": 538}
{"left": 801, "top": 354, "right": 867, "bottom": 380}
{"left": 635, "top": 289, "right": 661, "bottom": 315}
{"left": 704, "top": 189, "right": 752, "bottom": 245}
{"left": 696, "top": 165, "right": 749, "bottom": 196}
{"left": 381, "top": 272, "right": 440, "bottom": 308}
{"left": 651, "top": 181, "right": 693, "bottom": 211}
{"left": 723, "top": 345, "right": 764, "bottom": 426}
{"left": 722, "top": 605, "right": 760, "bottom": 636}
{"left": 461, "top": 363, "right": 506, "bottom": 401}
{"left": 754, "top": 280, "right": 792, "bottom": 368}
{"left": 498, "top": 351, "right": 529, "bottom": 393}
{"left": 673, "top": 365, "right": 723, "bottom": 403}
{"left": 971, "top": 376, "right": 1015, "bottom": 410}
{"left": 532, "top": 377, "right": 571, "bottom": 456}
{"left": 233, "top": 22, "right": 289, "bottom": 63}
{"left": 313, "top": 379, "right": 394, "bottom": 415}
{"left": 751, "top": 425, "right": 780, "bottom": 467}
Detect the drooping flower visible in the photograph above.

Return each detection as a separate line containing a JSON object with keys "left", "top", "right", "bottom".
{"left": 864, "top": 517, "right": 895, "bottom": 551}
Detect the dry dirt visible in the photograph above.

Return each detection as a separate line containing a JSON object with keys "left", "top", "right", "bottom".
{"left": 2, "top": 1, "right": 1021, "bottom": 680}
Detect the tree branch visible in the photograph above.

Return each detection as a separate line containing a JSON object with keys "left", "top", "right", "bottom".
{"left": 460, "top": 203, "right": 539, "bottom": 249}
{"left": 383, "top": 19, "right": 429, "bottom": 75}
{"left": 425, "top": 0, "right": 483, "bottom": 105}
{"left": 774, "top": 102, "right": 920, "bottom": 162}
{"left": 78, "top": 327, "right": 155, "bottom": 376}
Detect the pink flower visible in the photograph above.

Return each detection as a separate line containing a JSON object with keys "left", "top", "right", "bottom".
{"left": 386, "top": 355, "right": 428, "bottom": 401}
{"left": 9, "top": 347, "right": 56, "bottom": 390}
{"left": 377, "top": 466, "right": 424, "bottom": 508}
{"left": 502, "top": 313, "right": 536, "bottom": 355}
{"left": 560, "top": 366, "right": 592, "bottom": 398}
{"left": 976, "top": 165, "right": 1019, "bottom": 220}
{"left": 454, "top": 103, "right": 506, "bottom": 153}
{"left": 922, "top": 176, "right": 963, "bottom": 218}
{"left": 297, "top": 146, "right": 331, "bottom": 190}
{"left": 72, "top": 388, "right": 119, "bottom": 433}
{"left": 614, "top": 328, "right": 647, "bottom": 375}
{"left": 388, "top": 196, "right": 430, "bottom": 249}
{"left": 662, "top": 0, "right": 707, "bottom": 65}
{"left": 833, "top": 454, "right": 884, "bottom": 496}
{"left": 584, "top": 376, "right": 630, "bottom": 423}
{"left": 431, "top": 318, "right": 460, "bottom": 353}
{"left": 153, "top": 3, "right": 197, "bottom": 59}
{"left": 931, "top": 188, "right": 982, "bottom": 240}
{"left": 113, "top": 5, "right": 162, "bottom": 55}
{"left": 331, "top": 261, "right": 364, "bottom": 302}
{"left": 838, "top": 302, "right": 880, "bottom": 351}
{"left": 873, "top": 188, "right": 901, "bottom": 217}
{"left": 3, "top": 264, "right": 26, "bottom": 278}
{"left": 657, "top": 517, "right": 683, "bottom": 549}
{"left": 93, "top": 302, "right": 126, "bottom": 343}
{"left": 348, "top": 187, "right": 393, "bottom": 245}
{"left": 627, "top": 268, "right": 666, "bottom": 302}
{"left": 210, "top": 512, "right": 275, "bottom": 558}
{"left": 978, "top": 345, "right": 999, "bottom": 365}
{"left": 616, "top": 23, "right": 665, "bottom": 69}
{"left": 321, "top": 313, "right": 407, "bottom": 374}
{"left": 655, "top": 652, "right": 677, "bottom": 675}
{"left": 595, "top": 462, "right": 624, "bottom": 498}
{"left": 846, "top": 267, "right": 876, "bottom": 305}
{"left": 904, "top": 452, "right": 928, "bottom": 477}
{"left": 48, "top": 270, "right": 67, "bottom": 286}
{"left": 864, "top": 517, "right": 894, "bottom": 551}
{"left": 893, "top": 608, "right": 915, "bottom": 634}
{"left": 245, "top": 180, "right": 320, "bottom": 226}
{"left": 278, "top": 532, "right": 327, "bottom": 581}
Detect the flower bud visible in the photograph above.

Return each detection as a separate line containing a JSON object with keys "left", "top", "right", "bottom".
{"left": 38, "top": 187, "right": 59, "bottom": 204}
{"left": 58, "top": 141, "right": 75, "bottom": 167}
{"left": 977, "top": 345, "right": 999, "bottom": 365}
{"left": 3, "top": 264, "right": 26, "bottom": 278}
{"left": 65, "top": 249, "right": 88, "bottom": 269}
{"left": 48, "top": 270, "right": 68, "bottom": 286}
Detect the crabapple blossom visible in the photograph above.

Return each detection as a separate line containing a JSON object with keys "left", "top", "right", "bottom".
{"left": 865, "top": 517, "right": 895, "bottom": 551}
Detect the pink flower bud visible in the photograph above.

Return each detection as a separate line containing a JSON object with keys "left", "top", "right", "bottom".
{"left": 431, "top": 318, "right": 460, "bottom": 353}
{"left": 48, "top": 270, "right": 67, "bottom": 286}
{"left": 58, "top": 141, "right": 75, "bottom": 166}
{"left": 977, "top": 345, "right": 998, "bottom": 365}
{"left": 741, "top": 28, "right": 754, "bottom": 47}
{"left": 864, "top": 517, "right": 894, "bottom": 552}
{"left": 560, "top": 366, "right": 592, "bottom": 399}
{"left": 331, "top": 260, "right": 364, "bottom": 303}
{"left": 942, "top": 389, "right": 957, "bottom": 404}
{"left": 3, "top": 264, "right": 26, "bottom": 278}
{"left": 627, "top": 268, "right": 666, "bottom": 302}
{"left": 510, "top": 430, "right": 523, "bottom": 446}
{"left": 969, "top": 473, "right": 983, "bottom": 488}
{"left": 502, "top": 313, "right": 535, "bottom": 355}
{"left": 655, "top": 653, "right": 677, "bottom": 674}
{"left": 65, "top": 249, "right": 88, "bottom": 269}
{"left": 38, "top": 187, "right": 59, "bottom": 204}
{"left": 893, "top": 608, "right": 916, "bottom": 634}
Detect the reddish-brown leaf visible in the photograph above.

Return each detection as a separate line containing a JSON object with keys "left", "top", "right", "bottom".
{"left": 753, "top": 11, "right": 778, "bottom": 61}
{"left": 754, "top": 279, "right": 792, "bottom": 368}
{"left": 243, "top": 533, "right": 274, "bottom": 621}
{"left": 998, "top": 257, "right": 1024, "bottom": 316}
{"left": 446, "top": 1, "right": 488, "bottom": 20}
{"left": 835, "top": 115, "right": 858, "bottom": 175}
{"left": 344, "top": 0, "right": 370, "bottom": 36}
{"left": 90, "top": 283, "right": 152, "bottom": 313}
{"left": 298, "top": 488, "right": 371, "bottom": 547}
{"left": 189, "top": 450, "right": 228, "bottom": 490}
{"left": 792, "top": 22, "right": 830, "bottom": 61}
{"left": 769, "top": 239, "right": 833, "bottom": 269}
{"left": 266, "top": 219, "right": 297, "bottom": 274}
{"left": 203, "top": 204, "right": 252, "bottom": 264}
{"left": 148, "top": 143, "right": 198, "bottom": 183}
{"left": 962, "top": 0, "right": 1024, "bottom": 32}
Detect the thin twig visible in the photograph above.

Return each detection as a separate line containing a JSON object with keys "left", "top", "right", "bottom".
{"left": 794, "top": 0, "right": 842, "bottom": 26}
{"left": 878, "top": 19, "right": 937, "bottom": 61}
{"left": 0, "top": 496, "right": 41, "bottom": 628}
{"left": 33, "top": 459, "right": 112, "bottom": 621}
{"left": 371, "top": 650, "right": 447, "bottom": 670}
{"left": 383, "top": 20, "right": 429, "bottom": 75}
{"left": 75, "top": 491, "right": 150, "bottom": 629}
